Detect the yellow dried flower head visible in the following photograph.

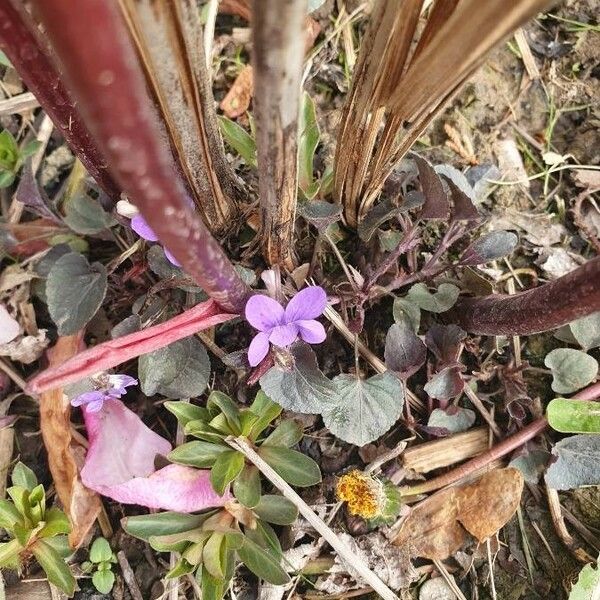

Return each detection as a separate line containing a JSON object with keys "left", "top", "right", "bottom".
{"left": 336, "top": 470, "right": 385, "bottom": 519}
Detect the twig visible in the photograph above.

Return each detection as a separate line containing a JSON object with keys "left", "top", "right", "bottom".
{"left": 463, "top": 385, "right": 502, "bottom": 438}
{"left": 432, "top": 560, "right": 468, "bottom": 600}
{"left": 117, "top": 550, "right": 144, "bottom": 600}
{"left": 400, "top": 418, "right": 547, "bottom": 496}
{"left": 0, "top": 358, "right": 27, "bottom": 391}
{"left": 0, "top": 91, "right": 39, "bottom": 116}
{"left": 203, "top": 0, "right": 219, "bottom": 73}
{"left": 545, "top": 484, "right": 594, "bottom": 563}
{"left": 513, "top": 28, "right": 540, "bottom": 79}
{"left": 227, "top": 436, "right": 399, "bottom": 600}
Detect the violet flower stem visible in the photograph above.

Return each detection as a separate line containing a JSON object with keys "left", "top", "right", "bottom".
{"left": 400, "top": 417, "right": 548, "bottom": 497}
{"left": 31, "top": 0, "right": 250, "bottom": 312}
{"left": 0, "top": 1, "right": 119, "bottom": 199}
{"left": 363, "top": 225, "right": 420, "bottom": 291}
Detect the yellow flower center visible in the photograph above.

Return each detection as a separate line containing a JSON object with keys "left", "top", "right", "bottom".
{"left": 336, "top": 470, "right": 385, "bottom": 519}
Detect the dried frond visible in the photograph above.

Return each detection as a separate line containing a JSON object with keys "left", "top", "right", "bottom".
{"left": 118, "top": 0, "right": 242, "bottom": 234}
{"left": 334, "top": 0, "right": 555, "bottom": 226}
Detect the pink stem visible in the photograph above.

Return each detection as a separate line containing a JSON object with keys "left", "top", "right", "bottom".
{"left": 30, "top": 0, "right": 250, "bottom": 312}
{"left": 0, "top": 1, "right": 119, "bottom": 198}
{"left": 28, "top": 300, "right": 237, "bottom": 394}
{"left": 400, "top": 417, "right": 548, "bottom": 496}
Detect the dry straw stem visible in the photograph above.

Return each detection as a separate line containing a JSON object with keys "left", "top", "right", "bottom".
{"left": 402, "top": 427, "right": 489, "bottom": 474}
{"left": 252, "top": 0, "right": 305, "bottom": 269}
{"left": 334, "top": 0, "right": 555, "bottom": 225}
{"left": 118, "top": 0, "right": 241, "bottom": 233}
{"left": 228, "top": 436, "right": 399, "bottom": 600}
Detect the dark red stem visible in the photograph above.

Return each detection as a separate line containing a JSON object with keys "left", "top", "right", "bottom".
{"left": 449, "top": 256, "right": 600, "bottom": 335}
{"left": 0, "top": 1, "right": 119, "bottom": 198}
{"left": 30, "top": 0, "right": 250, "bottom": 312}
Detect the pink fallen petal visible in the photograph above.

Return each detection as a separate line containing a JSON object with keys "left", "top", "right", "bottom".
{"left": 28, "top": 299, "right": 237, "bottom": 394}
{"left": 0, "top": 304, "right": 20, "bottom": 345}
{"left": 81, "top": 399, "right": 231, "bottom": 511}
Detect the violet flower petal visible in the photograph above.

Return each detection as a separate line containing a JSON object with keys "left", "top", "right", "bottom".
{"left": 130, "top": 214, "right": 159, "bottom": 242}
{"left": 71, "top": 390, "right": 106, "bottom": 407}
{"left": 163, "top": 247, "right": 182, "bottom": 267}
{"left": 268, "top": 323, "right": 299, "bottom": 348}
{"left": 80, "top": 399, "right": 230, "bottom": 511}
{"left": 86, "top": 399, "right": 106, "bottom": 413}
{"left": 284, "top": 286, "right": 327, "bottom": 323}
{"left": 245, "top": 294, "right": 285, "bottom": 331}
{"left": 296, "top": 319, "right": 326, "bottom": 344}
{"left": 248, "top": 331, "right": 270, "bottom": 367}
{"left": 107, "top": 374, "right": 137, "bottom": 396}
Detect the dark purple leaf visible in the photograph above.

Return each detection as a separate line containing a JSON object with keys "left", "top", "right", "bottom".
{"left": 459, "top": 231, "right": 518, "bottom": 265}
{"left": 435, "top": 165, "right": 480, "bottom": 221}
{"left": 384, "top": 322, "right": 426, "bottom": 380}
{"left": 357, "top": 191, "right": 424, "bottom": 242}
{"left": 423, "top": 366, "right": 464, "bottom": 402}
{"left": 425, "top": 324, "right": 466, "bottom": 365}
{"left": 413, "top": 155, "right": 450, "bottom": 220}
{"left": 15, "top": 161, "right": 61, "bottom": 223}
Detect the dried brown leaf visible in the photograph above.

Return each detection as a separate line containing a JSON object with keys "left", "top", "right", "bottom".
{"left": 39, "top": 334, "right": 102, "bottom": 548}
{"left": 393, "top": 468, "right": 524, "bottom": 560}
{"left": 220, "top": 64, "right": 253, "bottom": 118}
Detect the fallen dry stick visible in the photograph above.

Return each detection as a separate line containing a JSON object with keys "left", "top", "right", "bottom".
{"left": 227, "top": 436, "right": 399, "bottom": 600}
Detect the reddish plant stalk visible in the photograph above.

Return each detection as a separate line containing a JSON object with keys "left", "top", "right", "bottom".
{"left": 0, "top": 1, "right": 119, "bottom": 198}
{"left": 400, "top": 417, "right": 548, "bottom": 496}
{"left": 449, "top": 256, "right": 600, "bottom": 335}
{"left": 30, "top": 0, "right": 250, "bottom": 312}
{"left": 28, "top": 300, "right": 237, "bottom": 394}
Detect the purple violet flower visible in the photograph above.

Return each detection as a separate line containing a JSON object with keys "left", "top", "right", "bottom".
{"left": 245, "top": 286, "right": 328, "bottom": 367}
{"left": 71, "top": 373, "right": 137, "bottom": 413}
{"left": 130, "top": 214, "right": 181, "bottom": 267}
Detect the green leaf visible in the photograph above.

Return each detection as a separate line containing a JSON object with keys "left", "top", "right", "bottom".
{"left": 11, "top": 462, "right": 38, "bottom": 491}
{"left": 32, "top": 539, "right": 76, "bottom": 597}
{"left": 253, "top": 495, "right": 298, "bottom": 525}
{"left": 258, "top": 446, "right": 321, "bottom": 487}
{"left": 21, "top": 140, "right": 42, "bottom": 159}
{"left": 182, "top": 541, "right": 207, "bottom": 566}
{"left": 63, "top": 193, "right": 115, "bottom": 234}
{"left": 92, "top": 570, "right": 115, "bottom": 594}
{"left": 164, "top": 401, "right": 210, "bottom": 427}
{"left": 298, "top": 92, "right": 320, "bottom": 198}
{"left": 139, "top": 336, "right": 211, "bottom": 399}
{"left": 568, "top": 559, "right": 600, "bottom": 600}
{"left": 46, "top": 253, "right": 107, "bottom": 335}
{"left": 261, "top": 419, "right": 303, "bottom": 448}
{"left": 0, "top": 499, "right": 22, "bottom": 530}
{"left": 207, "top": 391, "right": 242, "bottom": 435}
{"left": 0, "top": 170, "right": 15, "bottom": 188}
{"left": 185, "top": 419, "right": 226, "bottom": 444}
{"left": 40, "top": 508, "right": 71, "bottom": 538}
{"left": 239, "top": 410, "right": 260, "bottom": 436}
{"left": 200, "top": 565, "right": 228, "bottom": 600}
{"left": 406, "top": 283, "right": 460, "bottom": 313}
{"left": 122, "top": 512, "right": 207, "bottom": 541}
{"left": 392, "top": 297, "right": 421, "bottom": 332}
{"left": 0, "top": 51, "right": 12, "bottom": 68}
{"left": 149, "top": 529, "right": 210, "bottom": 553}
{"left": 322, "top": 372, "right": 405, "bottom": 447}
{"left": 247, "top": 391, "right": 282, "bottom": 441}
{"left": 547, "top": 399, "right": 600, "bottom": 434}
{"left": 169, "top": 441, "right": 228, "bottom": 468}
{"left": 238, "top": 535, "right": 290, "bottom": 585}
{"left": 245, "top": 520, "right": 282, "bottom": 558}
{"left": 233, "top": 464, "right": 261, "bottom": 508}
{"left": 0, "top": 539, "right": 22, "bottom": 569}
{"left": 166, "top": 557, "right": 195, "bottom": 578}
{"left": 203, "top": 532, "right": 225, "bottom": 579}
{"left": 218, "top": 116, "right": 257, "bottom": 167}
{"left": 544, "top": 349, "right": 598, "bottom": 394}
{"left": 570, "top": 312, "right": 600, "bottom": 351}
{"left": 7, "top": 486, "right": 32, "bottom": 523}
{"left": 210, "top": 451, "right": 245, "bottom": 496}
{"left": 90, "top": 537, "right": 112, "bottom": 563}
